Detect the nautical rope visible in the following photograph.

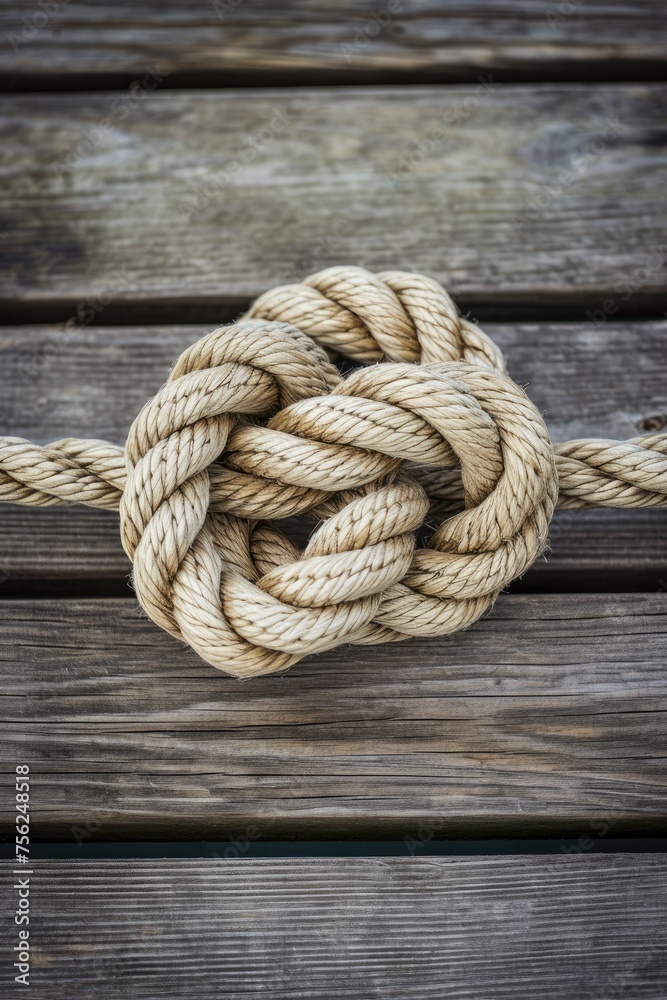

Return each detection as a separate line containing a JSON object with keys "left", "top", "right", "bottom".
{"left": 1, "top": 267, "right": 665, "bottom": 676}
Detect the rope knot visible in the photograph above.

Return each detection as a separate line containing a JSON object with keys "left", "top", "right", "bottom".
{"left": 118, "top": 267, "right": 557, "bottom": 676}
{"left": 4, "top": 266, "right": 664, "bottom": 676}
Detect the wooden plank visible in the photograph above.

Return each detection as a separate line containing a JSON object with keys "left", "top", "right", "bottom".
{"left": 1, "top": 856, "right": 666, "bottom": 998}
{"left": 5, "top": 322, "right": 666, "bottom": 445}
{"left": 1, "top": 593, "right": 666, "bottom": 839}
{"left": 1, "top": 85, "right": 666, "bottom": 309}
{"left": 1, "top": 321, "right": 665, "bottom": 590}
{"left": 1, "top": 1, "right": 666, "bottom": 85}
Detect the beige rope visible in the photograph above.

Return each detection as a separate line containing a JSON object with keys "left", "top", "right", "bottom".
{"left": 1, "top": 266, "right": 665, "bottom": 677}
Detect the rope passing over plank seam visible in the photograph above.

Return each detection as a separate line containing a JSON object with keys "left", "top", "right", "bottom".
{"left": 1, "top": 266, "right": 665, "bottom": 677}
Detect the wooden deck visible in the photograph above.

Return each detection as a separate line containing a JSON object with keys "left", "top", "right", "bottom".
{"left": 2, "top": 86, "right": 666, "bottom": 313}
{"left": 1, "top": 1, "right": 666, "bottom": 84}
{"left": 2, "top": 593, "right": 666, "bottom": 840}
{"left": 1, "top": 3, "right": 666, "bottom": 996}
{"left": 1, "top": 856, "right": 666, "bottom": 999}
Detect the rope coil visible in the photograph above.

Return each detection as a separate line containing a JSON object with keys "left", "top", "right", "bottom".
{"left": 2, "top": 267, "right": 666, "bottom": 676}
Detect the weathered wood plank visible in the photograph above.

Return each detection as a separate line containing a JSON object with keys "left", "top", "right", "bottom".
{"left": 1, "top": 1, "right": 666, "bottom": 85}
{"left": 1, "top": 86, "right": 666, "bottom": 308}
{"left": 1, "top": 856, "right": 666, "bottom": 998}
{"left": 1, "top": 321, "right": 665, "bottom": 590}
{"left": 4, "top": 322, "right": 666, "bottom": 444}
{"left": 1, "top": 594, "right": 666, "bottom": 838}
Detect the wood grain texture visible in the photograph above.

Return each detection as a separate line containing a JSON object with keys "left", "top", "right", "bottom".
{"left": 1, "top": 0, "right": 666, "bottom": 84}
{"left": 1, "top": 85, "right": 666, "bottom": 308}
{"left": 5, "top": 322, "right": 667, "bottom": 444}
{"left": 1, "top": 856, "right": 666, "bottom": 998}
{"left": 1, "top": 321, "right": 665, "bottom": 590}
{"left": 1, "top": 594, "right": 666, "bottom": 839}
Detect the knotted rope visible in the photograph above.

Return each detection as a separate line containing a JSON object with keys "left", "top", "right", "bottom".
{"left": 2, "top": 267, "right": 665, "bottom": 676}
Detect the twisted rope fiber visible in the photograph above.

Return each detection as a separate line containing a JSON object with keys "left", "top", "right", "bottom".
{"left": 2, "top": 267, "right": 666, "bottom": 677}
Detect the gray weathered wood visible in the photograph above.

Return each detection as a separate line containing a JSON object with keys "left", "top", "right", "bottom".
{"left": 1, "top": 594, "right": 666, "bottom": 838}
{"left": 1, "top": 856, "right": 666, "bottom": 998}
{"left": 1, "top": 321, "right": 665, "bottom": 590}
{"left": 1, "top": 1, "right": 666, "bottom": 82}
{"left": 1, "top": 86, "right": 666, "bottom": 308}
{"left": 5, "top": 322, "right": 666, "bottom": 444}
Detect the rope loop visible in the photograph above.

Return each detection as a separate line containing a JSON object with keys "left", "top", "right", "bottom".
{"left": 1, "top": 266, "right": 665, "bottom": 676}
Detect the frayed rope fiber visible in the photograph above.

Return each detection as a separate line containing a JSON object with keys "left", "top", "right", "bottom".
{"left": 2, "top": 266, "right": 666, "bottom": 676}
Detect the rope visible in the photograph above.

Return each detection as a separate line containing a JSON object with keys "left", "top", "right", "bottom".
{"left": 1, "top": 266, "right": 665, "bottom": 676}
